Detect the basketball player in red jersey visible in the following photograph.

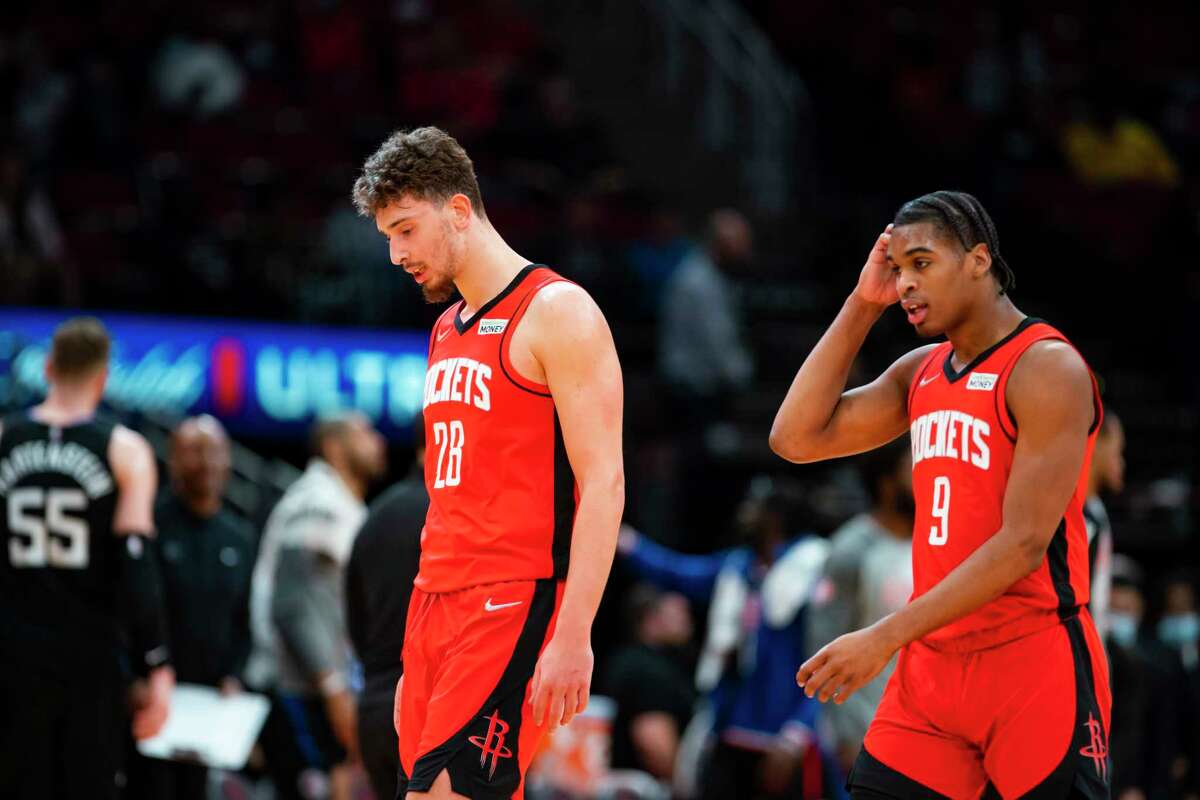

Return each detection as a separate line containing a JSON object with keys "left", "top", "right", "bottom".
{"left": 352, "top": 127, "right": 624, "bottom": 800}
{"left": 772, "top": 191, "right": 1110, "bottom": 798}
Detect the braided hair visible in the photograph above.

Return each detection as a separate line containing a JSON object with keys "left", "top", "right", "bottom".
{"left": 893, "top": 191, "right": 1016, "bottom": 295}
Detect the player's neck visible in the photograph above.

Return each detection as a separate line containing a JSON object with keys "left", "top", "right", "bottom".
{"left": 33, "top": 387, "right": 99, "bottom": 427}
{"left": 454, "top": 225, "right": 532, "bottom": 316}
{"left": 945, "top": 295, "right": 1025, "bottom": 370}
{"left": 326, "top": 459, "right": 367, "bottom": 501}
{"left": 179, "top": 490, "right": 222, "bottom": 519}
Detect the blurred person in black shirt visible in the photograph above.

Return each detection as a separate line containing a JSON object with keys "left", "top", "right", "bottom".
{"left": 601, "top": 583, "right": 696, "bottom": 782}
{"left": 0, "top": 318, "right": 172, "bottom": 799}
{"left": 1085, "top": 411, "right": 1124, "bottom": 638}
{"left": 128, "top": 414, "right": 254, "bottom": 800}
{"left": 345, "top": 417, "right": 427, "bottom": 800}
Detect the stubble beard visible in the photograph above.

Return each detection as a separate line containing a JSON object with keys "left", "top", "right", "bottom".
{"left": 421, "top": 222, "right": 462, "bottom": 304}
{"left": 421, "top": 275, "right": 456, "bottom": 304}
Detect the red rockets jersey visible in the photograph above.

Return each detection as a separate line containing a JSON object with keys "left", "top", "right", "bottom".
{"left": 416, "top": 265, "right": 577, "bottom": 593}
{"left": 907, "top": 318, "right": 1102, "bottom": 651}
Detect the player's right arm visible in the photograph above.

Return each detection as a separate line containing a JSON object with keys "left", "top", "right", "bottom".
{"left": 110, "top": 425, "right": 175, "bottom": 740}
{"left": 770, "top": 225, "right": 933, "bottom": 463}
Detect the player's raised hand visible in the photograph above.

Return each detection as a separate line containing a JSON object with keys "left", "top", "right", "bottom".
{"left": 853, "top": 224, "right": 899, "bottom": 308}
{"left": 530, "top": 632, "right": 593, "bottom": 728}
{"left": 796, "top": 625, "right": 895, "bottom": 705}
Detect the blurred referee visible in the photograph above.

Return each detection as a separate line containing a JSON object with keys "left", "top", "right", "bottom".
{"left": 345, "top": 415, "right": 426, "bottom": 800}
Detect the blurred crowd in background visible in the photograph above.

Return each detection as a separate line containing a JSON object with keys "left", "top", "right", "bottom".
{"left": 1, "top": 1, "right": 1198, "bottom": 799}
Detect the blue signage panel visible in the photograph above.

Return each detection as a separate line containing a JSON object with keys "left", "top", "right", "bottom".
{"left": 0, "top": 308, "right": 428, "bottom": 440}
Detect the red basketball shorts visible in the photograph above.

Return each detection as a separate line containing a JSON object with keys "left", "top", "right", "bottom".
{"left": 851, "top": 609, "right": 1111, "bottom": 799}
{"left": 398, "top": 578, "right": 563, "bottom": 800}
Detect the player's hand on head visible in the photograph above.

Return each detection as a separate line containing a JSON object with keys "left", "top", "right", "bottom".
{"left": 795, "top": 625, "right": 895, "bottom": 704}
{"left": 530, "top": 633, "right": 593, "bottom": 728}
{"left": 853, "top": 224, "right": 900, "bottom": 308}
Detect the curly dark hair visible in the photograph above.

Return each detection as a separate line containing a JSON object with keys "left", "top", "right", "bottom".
{"left": 352, "top": 126, "right": 486, "bottom": 219}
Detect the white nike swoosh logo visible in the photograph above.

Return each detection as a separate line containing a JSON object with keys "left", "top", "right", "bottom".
{"left": 484, "top": 599, "right": 523, "bottom": 612}
{"left": 920, "top": 374, "right": 939, "bottom": 387}
{"left": 436, "top": 327, "right": 451, "bottom": 342}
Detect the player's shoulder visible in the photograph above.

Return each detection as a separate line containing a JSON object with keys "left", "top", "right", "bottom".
{"left": 1006, "top": 339, "right": 1093, "bottom": 423}
{"left": 109, "top": 424, "right": 155, "bottom": 470}
{"left": 1010, "top": 339, "right": 1091, "bottom": 388}
{"left": 886, "top": 342, "right": 943, "bottom": 386}
{"left": 523, "top": 278, "right": 608, "bottom": 333}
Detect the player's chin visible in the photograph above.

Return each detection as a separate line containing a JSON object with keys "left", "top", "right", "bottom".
{"left": 913, "top": 318, "right": 945, "bottom": 339}
{"left": 421, "top": 277, "right": 455, "bottom": 304}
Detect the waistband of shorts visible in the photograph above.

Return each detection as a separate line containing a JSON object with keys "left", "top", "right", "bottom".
{"left": 918, "top": 607, "right": 1076, "bottom": 653}
{"left": 412, "top": 575, "right": 561, "bottom": 596}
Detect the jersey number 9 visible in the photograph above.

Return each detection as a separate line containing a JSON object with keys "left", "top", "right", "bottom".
{"left": 929, "top": 476, "right": 950, "bottom": 546}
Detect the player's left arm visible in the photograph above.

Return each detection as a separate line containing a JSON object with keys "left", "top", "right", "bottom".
{"left": 525, "top": 283, "right": 625, "bottom": 728}
{"left": 110, "top": 425, "right": 176, "bottom": 739}
{"left": 797, "top": 341, "right": 1095, "bottom": 703}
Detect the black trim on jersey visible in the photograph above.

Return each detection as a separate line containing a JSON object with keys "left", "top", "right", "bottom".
{"left": 400, "top": 578, "right": 558, "bottom": 799}
{"left": 1087, "top": 374, "right": 1103, "bottom": 436}
{"left": 1046, "top": 518, "right": 1078, "bottom": 619}
{"left": 993, "top": 331, "right": 1101, "bottom": 443}
{"left": 1023, "top": 615, "right": 1110, "bottom": 799}
{"left": 994, "top": 354, "right": 1020, "bottom": 444}
{"left": 497, "top": 279, "right": 554, "bottom": 398}
{"left": 453, "top": 264, "right": 542, "bottom": 335}
{"left": 498, "top": 359, "right": 552, "bottom": 398}
{"left": 551, "top": 412, "right": 576, "bottom": 579}
{"left": 847, "top": 747, "right": 950, "bottom": 799}
{"left": 942, "top": 316, "right": 1042, "bottom": 383}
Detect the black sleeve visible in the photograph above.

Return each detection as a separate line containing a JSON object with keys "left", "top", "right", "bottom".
{"left": 345, "top": 530, "right": 368, "bottom": 661}
{"left": 227, "top": 534, "right": 254, "bottom": 681}
{"left": 116, "top": 532, "right": 171, "bottom": 674}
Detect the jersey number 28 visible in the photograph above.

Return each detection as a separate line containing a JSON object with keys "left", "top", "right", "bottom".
{"left": 7, "top": 487, "right": 90, "bottom": 569}
{"left": 432, "top": 420, "right": 465, "bottom": 489}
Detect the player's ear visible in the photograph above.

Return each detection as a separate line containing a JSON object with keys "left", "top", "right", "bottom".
{"left": 447, "top": 193, "right": 473, "bottom": 229}
{"left": 969, "top": 243, "right": 992, "bottom": 280}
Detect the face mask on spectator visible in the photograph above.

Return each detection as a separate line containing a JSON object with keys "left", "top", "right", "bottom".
{"left": 1107, "top": 613, "right": 1139, "bottom": 649}
{"left": 1157, "top": 612, "right": 1200, "bottom": 648}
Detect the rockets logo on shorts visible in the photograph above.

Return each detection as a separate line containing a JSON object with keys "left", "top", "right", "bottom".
{"left": 469, "top": 709, "right": 513, "bottom": 779}
{"left": 1079, "top": 712, "right": 1108, "bottom": 781}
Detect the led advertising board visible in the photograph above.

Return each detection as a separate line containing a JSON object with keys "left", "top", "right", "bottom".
{"left": 0, "top": 308, "right": 428, "bottom": 440}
